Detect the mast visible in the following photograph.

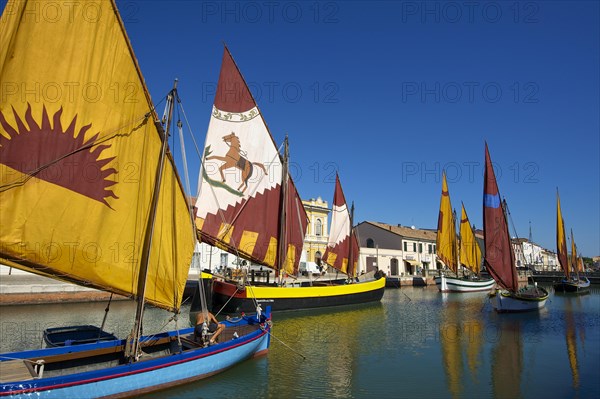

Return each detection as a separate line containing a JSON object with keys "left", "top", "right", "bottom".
{"left": 556, "top": 188, "right": 569, "bottom": 280}
{"left": 571, "top": 229, "right": 580, "bottom": 281}
{"left": 454, "top": 208, "right": 461, "bottom": 279}
{"left": 276, "top": 136, "right": 290, "bottom": 281}
{"left": 501, "top": 198, "right": 517, "bottom": 286}
{"left": 349, "top": 201, "right": 355, "bottom": 277}
{"left": 127, "top": 79, "right": 178, "bottom": 362}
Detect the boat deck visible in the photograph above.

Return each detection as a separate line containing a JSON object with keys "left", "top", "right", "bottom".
{"left": 0, "top": 359, "right": 38, "bottom": 383}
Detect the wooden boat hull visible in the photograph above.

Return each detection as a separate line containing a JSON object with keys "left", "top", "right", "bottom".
{"left": 0, "top": 313, "right": 271, "bottom": 398}
{"left": 553, "top": 277, "right": 590, "bottom": 294}
{"left": 211, "top": 274, "right": 386, "bottom": 314}
{"left": 490, "top": 287, "right": 549, "bottom": 312}
{"left": 434, "top": 274, "right": 495, "bottom": 293}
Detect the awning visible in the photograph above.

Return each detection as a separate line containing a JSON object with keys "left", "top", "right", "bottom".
{"left": 404, "top": 260, "right": 421, "bottom": 266}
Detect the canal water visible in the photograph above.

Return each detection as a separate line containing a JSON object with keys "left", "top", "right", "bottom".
{"left": 1, "top": 285, "right": 599, "bottom": 398}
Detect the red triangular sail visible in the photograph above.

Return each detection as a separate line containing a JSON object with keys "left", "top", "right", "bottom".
{"left": 483, "top": 143, "right": 518, "bottom": 292}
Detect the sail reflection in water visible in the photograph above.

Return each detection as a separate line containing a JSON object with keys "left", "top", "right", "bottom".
{"left": 491, "top": 318, "right": 524, "bottom": 399}
{"left": 565, "top": 298, "right": 586, "bottom": 390}
{"left": 266, "top": 303, "right": 385, "bottom": 399}
{"left": 439, "top": 293, "right": 486, "bottom": 398}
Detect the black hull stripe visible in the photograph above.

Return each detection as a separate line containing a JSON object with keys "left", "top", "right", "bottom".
{"left": 213, "top": 287, "right": 385, "bottom": 313}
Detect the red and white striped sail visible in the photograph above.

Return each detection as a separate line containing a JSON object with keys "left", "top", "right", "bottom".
{"left": 195, "top": 47, "right": 307, "bottom": 274}
{"left": 322, "top": 174, "right": 359, "bottom": 277}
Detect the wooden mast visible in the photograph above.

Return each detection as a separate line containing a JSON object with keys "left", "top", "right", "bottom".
{"left": 127, "top": 79, "right": 178, "bottom": 361}
{"left": 349, "top": 200, "right": 355, "bottom": 277}
{"left": 276, "top": 136, "right": 290, "bottom": 281}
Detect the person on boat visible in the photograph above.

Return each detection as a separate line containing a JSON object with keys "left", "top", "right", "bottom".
{"left": 194, "top": 311, "right": 225, "bottom": 345}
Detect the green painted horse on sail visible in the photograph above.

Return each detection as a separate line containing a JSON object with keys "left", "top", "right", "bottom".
{"left": 205, "top": 132, "right": 268, "bottom": 193}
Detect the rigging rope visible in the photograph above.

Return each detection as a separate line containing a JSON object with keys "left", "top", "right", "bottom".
{"left": 266, "top": 329, "right": 306, "bottom": 360}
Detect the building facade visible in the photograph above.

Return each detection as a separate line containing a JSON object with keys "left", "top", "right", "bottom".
{"left": 513, "top": 238, "right": 558, "bottom": 270}
{"left": 355, "top": 221, "right": 437, "bottom": 276}
{"left": 302, "top": 197, "right": 330, "bottom": 264}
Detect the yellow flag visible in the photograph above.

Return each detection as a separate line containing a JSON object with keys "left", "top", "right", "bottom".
{"left": 0, "top": 1, "right": 194, "bottom": 311}
{"left": 436, "top": 172, "right": 458, "bottom": 273}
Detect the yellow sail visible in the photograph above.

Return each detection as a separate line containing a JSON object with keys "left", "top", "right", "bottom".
{"left": 0, "top": 1, "right": 195, "bottom": 311}
{"left": 459, "top": 204, "right": 482, "bottom": 275}
{"left": 570, "top": 230, "right": 578, "bottom": 274}
{"left": 436, "top": 172, "right": 458, "bottom": 273}
{"left": 556, "top": 190, "right": 569, "bottom": 279}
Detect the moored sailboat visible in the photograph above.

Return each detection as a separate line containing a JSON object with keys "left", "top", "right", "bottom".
{"left": 434, "top": 173, "right": 495, "bottom": 292}
{"left": 0, "top": 1, "right": 270, "bottom": 397}
{"left": 553, "top": 199, "right": 590, "bottom": 294}
{"left": 196, "top": 55, "right": 385, "bottom": 312}
{"left": 483, "top": 144, "right": 549, "bottom": 312}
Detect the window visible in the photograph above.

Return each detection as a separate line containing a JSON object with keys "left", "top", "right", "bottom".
{"left": 419, "top": 243, "right": 423, "bottom": 253}
{"left": 433, "top": 245, "right": 436, "bottom": 253}
{"left": 367, "top": 238, "right": 375, "bottom": 248}
{"left": 316, "top": 219, "right": 322, "bottom": 236}
{"left": 403, "top": 241, "right": 407, "bottom": 251}
{"left": 220, "top": 253, "right": 228, "bottom": 267}
{"left": 315, "top": 251, "right": 322, "bottom": 263}
{"left": 412, "top": 243, "right": 416, "bottom": 252}
{"left": 428, "top": 244, "right": 432, "bottom": 254}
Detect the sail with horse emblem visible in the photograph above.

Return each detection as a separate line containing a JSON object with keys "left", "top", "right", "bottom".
{"left": 195, "top": 47, "right": 306, "bottom": 275}
{"left": 196, "top": 48, "right": 385, "bottom": 314}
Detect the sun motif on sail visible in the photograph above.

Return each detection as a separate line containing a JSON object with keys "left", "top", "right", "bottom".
{"left": 0, "top": 104, "right": 118, "bottom": 207}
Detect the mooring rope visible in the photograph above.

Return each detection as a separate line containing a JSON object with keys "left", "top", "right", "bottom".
{"left": 266, "top": 329, "right": 306, "bottom": 360}
{"left": 214, "top": 286, "right": 240, "bottom": 318}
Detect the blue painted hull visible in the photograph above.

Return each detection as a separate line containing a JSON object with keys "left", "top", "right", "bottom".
{"left": 1, "top": 314, "right": 271, "bottom": 398}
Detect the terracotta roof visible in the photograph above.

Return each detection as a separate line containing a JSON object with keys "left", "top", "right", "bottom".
{"left": 362, "top": 221, "right": 437, "bottom": 241}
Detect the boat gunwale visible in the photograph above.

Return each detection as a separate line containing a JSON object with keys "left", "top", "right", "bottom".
{"left": 0, "top": 319, "right": 270, "bottom": 396}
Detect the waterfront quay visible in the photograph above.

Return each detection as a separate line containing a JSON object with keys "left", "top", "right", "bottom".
{"left": 4, "top": 266, "right": 595, "bottom": 305}
{"left": 530, "top": 270, "right": 600, "bottom": 284}
{"left": 0, "top": 267, "right": 200, "bottom": 305}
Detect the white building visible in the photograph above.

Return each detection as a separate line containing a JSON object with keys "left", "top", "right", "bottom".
{"left": 354, "top": 221, "right": 437, "bottom": 276}
{"left": 512, "top": 238, "right": 559, "bottom": 271}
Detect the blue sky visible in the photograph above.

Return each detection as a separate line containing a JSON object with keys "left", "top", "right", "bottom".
{"left": 119, "top": 1, "right": 599, "bottom": 256}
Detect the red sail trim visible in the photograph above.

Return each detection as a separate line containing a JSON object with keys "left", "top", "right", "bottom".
{"left": 214, "top": 47, "right": 257, "bottom": 113}
{"left": 323, "top": 234, "right": 359, "bottom": 275}
{"left": 283, "top": 178, "right": 309, "bottom": 275}
{"left": 483, "top": 143, "right": 518, "bottom": 292}
{"left": 348, "top": 230, "right": 359, "bottom": 276}
{"left": 199, "top": 182, "right": 307, "bottom": 273}
{"left": 332, "top": 174, "right": 347, "bottom": 207}
{"left": 200, "top": 185, "right": 282, "bottom": 267}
